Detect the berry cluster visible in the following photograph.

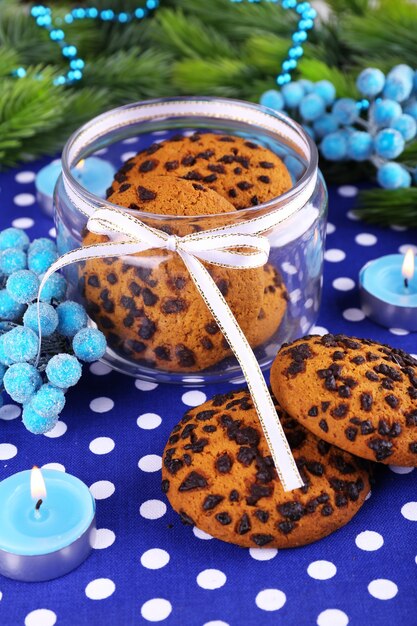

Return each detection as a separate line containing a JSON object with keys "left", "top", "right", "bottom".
{"left": 261, "top": 64, "right": 417, "bottom": 189}
{"left": 0, "top": 228, "right": 107, "bottom": 434}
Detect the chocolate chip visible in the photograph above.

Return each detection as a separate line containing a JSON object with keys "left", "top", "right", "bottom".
{"left": 308, "top": 406, "right": 318, "bottom": 417}
{"left": 360, "top": 420, "right": 375, "bottom": 435}
{"left": 374, "top": 363, "right": 402, "bottom": 381}
{"left": 321, "top": 505, "right": 333, "bottom": 516}
{"left": 236, "top": 181, "right": 253, "bottom": 191}
{"left": 203, "top": 425, "right": 216, "bottom": 433}
{"left": 126, "top": 340, "right": 146, "bottom": 353}
{"left": 139, "top": 159, "right": 158, "bottom": 173}
{"left": 306, "top": 461, "right": 324, "bottom": 476}
{"left": 331, "top": 403, "right": 349, "bottom": 419}
{"left": 106, "top": 185, "right": 114, "bottom": 197}
{"left": 129, "top": 282, "right": 141, "bottom": 297}
{"left": 278, "top": 502, "right": 306, "bottom": 521}
{"left": 162, "top": 298, "right": 187, "bottom": 314}
{"left": 102, "top": 299, "right": 115, "bottom": 313}
{"left": 123, "top": 315, "right": 133, "bottom": 328}
{"left": 179, "top": 471, "right": 208, "bottom": 491}
{"left": 161, "top": 479, "right": 170, "bottom": 493}
{"left": 203, "top": 174, "right": 217, "bottom": 183}
{"left": 183, "top": 453, "right": 191, "bottom": 466}
{"left": 138, "top": 317, "right": 156, "bottom": 340}
{"left": 318, "top": 440, "right": 331, "bottom": 455}
{"left": 119, "top": 183, "right": 131, "bottom": 192}
{"left": 409, "top": 443, "right": 417, "bottom": 453}
{"left": 365, "top": 371, "right": 379, "bottom": 382}
{"left": 259, "top": 161, "right": 275, "bottom": 169}
{"left": 229, "top": 490, "right": 239, "bottom": 502}
{"left": 255, "top": 510, "right": 269, "bottom": 523}
{"left": 182, "top": 170, "right": 203, "bottom": 181}
{"left": 385, "top": 394, "right": 399, "bottom": 408}
{"left": 335, "top": 494, "right": 347, "bottom": 507}
{"left": 215, "top": 512, "right": 232, "bottom": 525}
{"left": 319, "top": 419, "right": 329, "bottom": 432}
{"left": 367, "top": 437, "right": 393, "bottom": 461}
{"left": 321, "top": 401, "right": 330, "bottom": 412}
{"left": 169, "top": 434, "right": 180, "bottom": 444}
{"left": 164, "top": 457, "right": 183, "bottom": 476}
{"left": 228, "top": 188, "right": 237, "bottom": 198}
{"left": 218, "top": 136, "right": 235, "bottom": 142}
{"left": 286, "top": 361, "right": 306, "bottom": 376}
{"left": 137, "top": 186, "right": 157, "bottom": 201}
{"left": 338, "top": 385, "right": 351, "bottom": 398}
{"left": 155, "top": 345, "right": 170, "bottom": 361}
{"left": 252, "top": 534, "right": 274, "bottom": 546}
{"left": 208, "top": 164, "right": 225, "bottom": 173}
{"left": 165, "top": 160, "right": 179, "bottom": 171}
{"left": 237, "top": 447, "right": 257, "bottom": 466}
{"left": 147, "top": 142, "right": 163, "bottom": 153}
{"left": 234, "top": 426, "right": 260, "bottom": 447}
{"left": 141, "top": 288, "right": 158, "bottom": 306}
{"left": 215, "top": 279, "right": 229, "bottom": 296}
{"left": 179, "top": 510, "right": 195, "bottom": 526}
{"left": 203, "top": 495, "right": 224, "bottom": 511}
{"left": 200, "top": 336, "right": 213, "bottom": 350}
{"left": 246, "top": 484, "right": 273, "bottom": 506}
{"left": 258, "top": 175, "right": 271, "bottom": 184}
{"left": 106, "top": 273, "right": 117, "bottom": 285}
{"left": 345, "top": 426, "right": 357, "bottom": 441}
{"left": 87, "top": 275, "right": 100, "bottom": 288}
{"left": 218, "top": 154, "right": 235, "bottom": 164}
{"left": 181, "top": 155, "right": 196, "bottom": 166}
{"left": 278, "top": 521, "right": 295, "bottom": 534}
{"left": 351, "top": 356, "right": 365, "bottom": 365}
{"left": 196, "top": 410, "right": 216, "bottom": 421}
{"left": 406, "top": 410, "right": 417, "bottom": 426}
{"left": 236, "top": 514, "right": 251, "bottom": 535}
{"left": 216, "top": 453, "right": 233, "bottom": 473}
{"left": 233, "top": 167, "right": 242, "bottom": 175}
{"left": 360, "top": 393, "right": 373, "bottom": 411}
{"left": 99, "top": 316, "right": 115, "bottom": 329}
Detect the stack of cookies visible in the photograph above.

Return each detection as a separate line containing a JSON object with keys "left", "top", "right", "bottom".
{"left": 82, "top": 132, "right": 292, "bottom": 372}
{"left": 162, "top": 333, "right": 417, "bottom": 548}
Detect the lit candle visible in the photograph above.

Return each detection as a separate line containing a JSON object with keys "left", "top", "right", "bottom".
{"left": 359, "top": 248, "right": 417, "bottom": 331}
{"left": 35, "top": 157, "right": 116, "bottom": 217}
{"left": 0, "top": 467, "right": 96, "bottom": 582}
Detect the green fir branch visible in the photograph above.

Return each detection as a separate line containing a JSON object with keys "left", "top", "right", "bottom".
{"left": 355, "top": 188, "right": 417, "bottom": 228}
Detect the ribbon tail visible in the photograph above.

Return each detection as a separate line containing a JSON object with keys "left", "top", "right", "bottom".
{"left": 179, "top": 252, "right": 304, "bottom": 492}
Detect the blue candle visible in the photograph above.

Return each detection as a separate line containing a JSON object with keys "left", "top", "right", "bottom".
{"left": 359, "top": 251, "right": 417, "bottom": 331}
{"left": 0, "top": 467, "right": 96, "bottom": 582}
{"left": 36, "top": 157, "right": 116, "bottom": 217}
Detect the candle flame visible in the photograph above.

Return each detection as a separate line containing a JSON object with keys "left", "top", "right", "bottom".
{"left": 31, "top": 466, "right": 47, "bottom": 500}
{"left": 76, "top": 159, "right": 85, "bottom": 170}
{"left": 402, "top": 248, "right": 415, "bottom": 281}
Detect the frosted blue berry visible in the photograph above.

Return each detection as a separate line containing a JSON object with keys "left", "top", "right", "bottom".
{"left": 260, "top": 89, "right": 284, "bottom": 111}
{"left": 321, "top": 131, "right": 348, "bottom": 161}
{"left": 383, "top": 72, "right": 413, "bottom": 103}
{"left": 0, "top": 228, "right": 30, "bottom": 251}
{"left": 283, "top": 155, "right": 305, "bottom": 182}
{"left": 391, "top": 114, "right": 417, "bottom": 141}
{"left": 23, "top": 302, "right": 58, "bottom": 337}
{"left": 282, "top": 82, "right": 304, "bottom": 108}
{"left": 30, "top": 383, "right": 66, "bottom": 418}
{"left": 347, "top": 131, "right": 373, "bottom": 161}
{"left": 377, "top": 162, "right": 410, "bottom": 189}
{"left": 46, "top": 354, "right": 82, "bottom": 388}
{"left": 72, "top": 327, "right": 106, "bottom": 362}
{"left": 22, "top": 403, "right": 59, "bottom": 435}
{"left": 56, "top": 301, "right": 88, "bottom": 336}
{"left": 405, "top": 101, "right": 417, "bottom": 121}
{"left": 390, "top": 64, "right": 414, "bottom": 82}
{"left": 28, "top": 247, "right": 58, "bottom": 275}
{"left": 370, "top": 99, "right": 402, "bottom": 127}
{"left": 0, "top": 363, "right": 5, "bottom": 386}
{"left": 374, "top": 128, "right": 405, "bottom": 159}
{"left": 0, "top": 334, "right": 14, "bottom": 366}
{"left": 298, "top": 79, "right": 314, "bottom": 94}
{"left": 0, "top": 248, "right": 27, "bottom": 275}
{"left": 356, "top": 68, "right": 385, "bottom": 98}
{"left": 313, "top": 80, "right": 336, "bottom": 105}
{"left": 313, "top": 113, "right": 339, "bottom": 138}
{"left": 299, "top": 93, "right": 326, "bottom": 121}
{"left": 399, "top": 168, "right": 412, "bottom": 188}
{"left": 3, "top": 326, "right": 39, "bottom": 362}
{"left": 39, "top": 272, "right": 67, "bottom": 303}
{"left": 6, "top": 270, "right": 39, "bottom": 304}
{"left": 0, "top": 290, "right": 25, "bottom": 321}
{"left": 3, "top": 363, "right": 42, "bottom": 403}
{"left": 28, "top": 238, "right": 57, "bottom": 255}
{"left": 332, "top": 98, "right": 358, "bottom": 125}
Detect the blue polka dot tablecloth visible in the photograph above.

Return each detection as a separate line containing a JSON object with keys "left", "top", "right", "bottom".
{"left": 0, "top": 153, "right": 417, "bottom": 626}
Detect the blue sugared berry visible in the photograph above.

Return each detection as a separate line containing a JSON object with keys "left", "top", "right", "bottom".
{"left": 377, "top": 162, "right": 410, "bottom": 189}
{"left": 260, "top": 89, "right": 284, "bottom": 111}
{"left": 30, "top": 383, "right": 66, "bottom": 418}
{"left": 0, "top": 362, "right": 6, "bottom": 386}
{"left": 313, "top": 80, "right": 336, "bottom": 105}
{"left": 72, "top": 327, "right": 106, "bottom": 362}
{"left": 370, "top": 99, "right": 402, "bottom": 127}
{"left": 298, "top": 79, "right": 314, "bottom": 94}
{"left": 3, "top": 363, "right": 42, "bottom": 403}
{"left": 6, "top": 270, "right": 39, "bottom": 304}
{"left": 391, "top": 114, "right": 417, "bottom": 141}
{"left": 320, "top": 131, "right": 348, "bottom": 161}
{"left": 374, "top": 128, "right": 405, "bottom": 159}
{"left": 299, "top": 93, "right": 326, "bottom": 121}
{"left": 3, "top": 326, "right": 39, "bottom": 362}
{"left": 405, "top": 101, "right": 417, "bottom": 121}
{"left": 28, "top": 238, "right": 57, "bottom": 254}
{"left": 383, "top": 73, "right": 413, "bottom": 103}
{"left": 282, "top": 82, "right": 304, "bottom": 108}
{"left": 46, "top": 354, "right": 82, "bottom": 388}
{"left": 23, "top": 302, "right": 59, "bottom": 336}
{"left": 22, "top": 403, "right": 59, "bottom": 435}
{"left": 332, "top": 98, "right": 358, "bottom": 125}
{"left": 39, "top": 272, "right": 67, "bottom": 303}
{"left": 389, "top": 64, "right": 414, "bottom": 81}
{"left": 347, "top": 131, "right": 374, "bottom": 161}
{"left": 356, "top": 68, "right": 385, "bottom": 98}
{"left": 0, "top": 290, "right": 25, "bottom": 320}
{"left": 313, "top": 113, "right": 339, "bottom": 138}
{"left": 28, "top": 247, "right": 58, "bottom": 275}
{"left": 0, "top": 228, "right": 30, "bottom": 251}
{"left": 56, "top": 301, "right": 88, "bottom": 336}
{"left": 0, "top": 334, "right": 14, "bottom": 366}
{"left": 0, "top": 248, "right": 27, "bottom": 275}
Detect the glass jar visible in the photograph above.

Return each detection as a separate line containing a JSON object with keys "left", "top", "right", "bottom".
{"left": 54, "top": 97, "right": 327, "bottom": 384}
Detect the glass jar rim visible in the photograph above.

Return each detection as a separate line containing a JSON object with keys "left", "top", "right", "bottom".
{"left": 61, "top": 95, "right": 319, "bottom": 222}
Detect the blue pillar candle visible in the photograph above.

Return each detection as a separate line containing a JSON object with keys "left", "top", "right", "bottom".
{"left": 35, "top": 157, "right": 116, "bottom": 217}
{"left": 359, "top": 249, "right": 417, "bottom": 331}
{"left": 0, "top": 467, "right": 96, "bottom": 582}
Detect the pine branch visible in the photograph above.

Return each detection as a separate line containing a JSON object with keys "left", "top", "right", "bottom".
{"left": 326, "top": 0, "right": 370, "bottom": 16}
{"left": 244, "top": 33, "right": 294, "bottom": 75}
{"left": 0, "top": 45, "right": 20, "bottom": 77}
{"left": 355, "top": 188, "right": 417, "bottom": 227}
{"left": 173, "top": 57, "right": 257, "bottom": 98}
{"left": 297, "top": 58, "right": 358, "bottom": 98}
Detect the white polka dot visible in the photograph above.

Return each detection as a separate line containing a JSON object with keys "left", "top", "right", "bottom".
{"left": 401, "top": 501, "right": 417, "bottom": 521}
{"left": 311, "top": 325, "right": 329, "bottom": 336}
{"left": 89, "top": 437, "right": 115, "bottom": 455}
{"left": 203, "top": 622, "right": 229, "bottom": 626}
{"left": 389, "top": 328, "right": 409, "bottom": 336}
{"left": 355, "top": 233, "right": 377, "bottom": 246}
{"left": 137, "top": 412, "right": 162, "bottom": 430}
{"left": 89, "top": 362, "right": 112, "bottom": 375}
{"left": 140, "top": 548, "right": 170, "bottom": 569}
{"left": 89, "top": 480, "right": 115, "bottom": 500}
{"left": 0, "top": 591, "right": 2, "bottom": 600}
{"left": 307, "top": 560, "right": 337, "bottom": 580}
{"left": 140, "top": 499, "right": 167, "bottom": 520}
{"left": 0, "top": 404, "right": 21, "bottom": 421}
{"left": 90, "top": 397, "right": 114, "bottom": 413}
{"left": 399, "top": 244, "right": 417, "bottom": 255}
{"left": 25, "top": 609, "right": 57, "bottom": 626}
{"left": 326, "top": 222, "right": 336, "bottom": 234}
{"left": 290, "top": 288, "right": 302, "bottom": 304}
{"left": 138, "top": 454, "right": 162, "bottom": 472}
{"left": 281, "top": 261, "right": 298, "bottom": 275}
{"left": 305, "top": 298, "right": 314, "bottom": 309}
{"left": 141, "top": 598, "right": 172, "bottom": 622}
{"left": 48, "top": 227, "right": 56, "bottom": 238}
{"left": 411, "top": 354, "right": 417, "bottom": 360}
{"left": 355, "top": 531, "right": 384, "bottom": 551}
{"left": 92, "top": 528, "right": 116, "bottom": 550}
{"left": 121, "top": 151, "right": 136, "bottom": 161}
{"left": 255, "top": 589, "right": 286, "bottom": 611}
{"left": 43, "top": 420, "right": 67, "bottom": 438}
{"left": 347, "top": 210, "right": 360, "bottom": 221}
{"left": 368, "top": 579, "right": 398, "bottom": 600}
{"left": 181, "top": 390, "right": 207, "bottom": 407}
{"left": 325, "top": 249, "right": 346, "bottom": 262}
{"left": 13, "top": 193, "right": 35, "bottom": 207}
{"left": 11, "top": 217, "right": 34, "bottom": 229}
{"left": 249, "top": 548, "right": 278, "bottom": 561}
{"left": 122, "top": 137, "right": 139, "bottom": 144}
{"left": 42, "top": 462, "right": 65, "bottom": 472}
{"left": 85, "top": 578, "right": 115, "bottom": 600}
{"left": 0, "top": 444, "right": 17, "bottom": 460}
{"left": 343, "top": 308, "right": 365, "bottom": 322}
{"left": 317, "top": 609, "right": 349, "bottom": 626}
{"left": 193, "top": 527, "right": 213, "bottom": 540}
{"left": 135, "top": 379, "right": 158, "bottom": 391}
{"left": 338, "top": 185, "right": 358, "bottom": 197}
{"left": 197, "top": 569, "right": 226, "bottom": 590}
{"left": 333, "top": 277, "right": 355, "bottom": 291}
{"left": 390, "top": 224, "right": 407, "bottom": 232}
{"left": 389, "top": 465, "right": 414, "bottom": 474}
{"left": 16, "top": 171, "right": 36, "bottom": 183}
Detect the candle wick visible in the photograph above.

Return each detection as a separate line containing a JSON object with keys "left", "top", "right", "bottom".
{"left": 35, "top": 499, "right": 43, "bottom": 511}
{"left": 404, "top": 277, "right": 409, "bottom": 289}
